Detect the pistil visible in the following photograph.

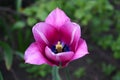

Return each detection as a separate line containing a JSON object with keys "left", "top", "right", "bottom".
{"left": 55, "top": 41, "right": 63, "bottom": 53}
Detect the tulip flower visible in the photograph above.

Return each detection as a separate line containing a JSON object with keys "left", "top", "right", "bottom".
{"left": 24, "top": 8, "right": 88, "bottom": 67}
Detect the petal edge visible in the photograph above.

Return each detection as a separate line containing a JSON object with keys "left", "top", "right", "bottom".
{"left": 45, "top": 46, "right": 74, "bottom": 66}
{"left": 32, "top": 22, "right": 59, "bottom": 45}
{"left": 45, "top": 8, "right": 70, "bottom": 29}
{"left": 72, "top": 39, "right": 88, "bottom": 60}
{"left": 24, "top": 42, "right": 47, "bottom": 65}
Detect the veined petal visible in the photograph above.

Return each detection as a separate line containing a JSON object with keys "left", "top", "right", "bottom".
{"left": 24, "top": 42, "right": 47, "bottom": 65}
{"left": 45, "top": 46, "right": 74, "bottom": 66}
{"left": 45, "top": 8, "right": 70, "bottom": 29}
{"left": 60, "top": 22, "right": 81, "bottom": 48}
{"left": 32, "top": 22, "right": 59, "bottom": 45}
{"left": 72, "top": 39, "right": 88, "bottom": 60}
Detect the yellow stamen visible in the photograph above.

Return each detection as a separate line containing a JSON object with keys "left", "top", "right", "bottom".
{"left": 55, "top": 41, "right": 63, "bottom": 52}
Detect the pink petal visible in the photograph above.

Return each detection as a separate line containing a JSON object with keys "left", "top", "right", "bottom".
{"left": 45, "top": 8, "right": 70, "bottom": 29}
{"left": 32, "top": 22, "right": 59, "bottom": 45}
{"left": 72, "top": 39, "right": 88, "bottom": 60}
{"left": 24, "top": 42, "right": 47, "bottom": 65}
{"left": 70, "top": 23, "right": 82, "bottom": 51}
{"left": 60, "top": 22, "right": 81, "bottom": 48}
{"left": 45, "top": 46, "right": 74, "bottom": 65}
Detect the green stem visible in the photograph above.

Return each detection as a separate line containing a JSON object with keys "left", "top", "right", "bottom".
{"left": 52, "top": 66, "right": 61, "bottom": 80}
{"left": 16, "top": 0, "right": 22, "bottom": 12}
{"left": 16, "top": 0, "right": 22, "bottom": 19}
{"left": 65, "top": 68, "right": 71, "bottom": 80}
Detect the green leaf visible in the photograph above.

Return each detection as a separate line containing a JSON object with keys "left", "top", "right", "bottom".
{"left": 74, "top": 67, "right": 86, "bottom": 78}
{"left": 102, "top": 63, "right": 116, "bottom": 76}
{"left": 39, "top": 71, "right": 46, "bottom": 77}
{"left": 0, "top": 71, "right": 4, "bottom": 80}
{"left": 23, "top": 8, "right": 33, "bottom": 16}
{"left": 105, "top": 1, "right": 113, "bottom": 10}
{"left": 112, "top": 36, "right": 120, "bottom": 59}
{"left": 74, "top": 9, "right": 84, "bottom": 19}
{"left": 13, "top": 21, "right": 25, "bottom": 30}
{"left": 113, "top": 52, "right": 120, "bottom": 59}
{"left": 112, "top": 71, "right": 120, "bottom": 80}
{"left": 36, "top": 9, "right": 48, "bottom": 21}
{"left": 15, "top": 51, "right": 24, "bottom": 59}
{"left": 46, "top": 1, "right": 57, "bottom": 11}
{"left": 27, "top": 17, "right": 37, "bottom": 26}
{"left": 20, "top": 63, "right": 51, "bottom": 78}
{"left": 98, "top": 35, "right": 113, "bottom": 49}
{"left": 0, "top": 41, "right": 13, "bottom": 70}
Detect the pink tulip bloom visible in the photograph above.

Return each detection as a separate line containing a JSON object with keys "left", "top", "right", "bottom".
{"left": 24, "top": 8, "right": 88, "bottom": 67}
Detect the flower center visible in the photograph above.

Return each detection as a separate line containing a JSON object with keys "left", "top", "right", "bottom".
{"left": 51, "top": 41, "right": 70, "bottom": 54}
{"left": 55, "top": 41, "right": 63, "bottom": 53}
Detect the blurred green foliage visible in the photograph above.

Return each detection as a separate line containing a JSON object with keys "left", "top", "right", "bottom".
{"left": 0, "top": 41, "right": 13, "bottom": 70}
{"left": 112, "top": 71, "right": 120, "bottom": 80}
{"left": 73, "top": 67, "right": 86, "bottom": 78}
{"left": 0, "top": 0, "right": 120, "bottom": 79}
{"left": 0, "top": 71, "right": 4, "bottom": 80}
{"left": 102, "top": 63, "right": 116, "bottom": 76}
{"left": 20, "top": 64, "right": 51, "bottom": 77}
